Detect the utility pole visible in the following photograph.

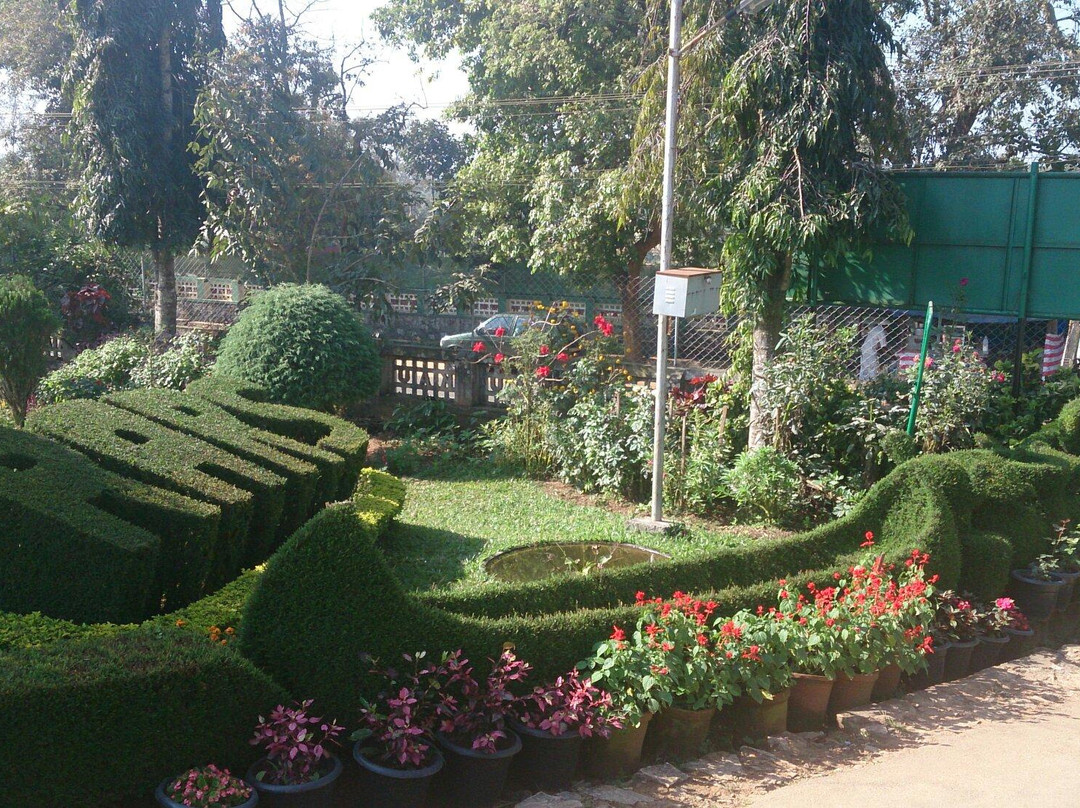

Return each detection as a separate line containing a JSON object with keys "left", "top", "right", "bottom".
{"left": 643, "top": 0, "right": 777, "bottom": 529}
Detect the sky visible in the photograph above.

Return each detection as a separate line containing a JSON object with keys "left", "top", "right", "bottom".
{"left": 225, "top": 0, "right": 470, "bottom": 121}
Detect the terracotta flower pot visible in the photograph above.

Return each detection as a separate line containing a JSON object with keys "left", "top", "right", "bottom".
{"left": 435, "top": 730, "right": 521, "bottom": 808}
{"left": 943, "top": 638, "right": 978, "bottom": 681}
{"left": 828, "top": 670, "right": 879, "bottom": 714}
{"left": 731, "top": 688, "right": 790, "bottom": 742}
{"left": 969, "top": 634, "right": 1009, "bottom": 672}
{"left": 871, "top": 663, "right": 902, "bottom": 702}
{"left": 246, "top": 755, "right": 341, "bottom": 808}
{"left": 649, "top": 705, "right": 716, "bottom": 759}
{"left": 509, "top": 719, "right": 583, "bottom": 793}
{"left": 1009, "top": 569, "right": 1064, "bottom": 620}
{"left": 787, "top": 673, "right": 834, "bottom": 731}
{"left": 582, "top": 712, "right": 652, "bottom": 780}
{"left": 1001, "top": 627, "right": 1036, "bottom": 662}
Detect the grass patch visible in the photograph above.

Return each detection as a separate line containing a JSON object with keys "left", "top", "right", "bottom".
{"left": 383, "top": 468, "right": 757, "bottom": 593}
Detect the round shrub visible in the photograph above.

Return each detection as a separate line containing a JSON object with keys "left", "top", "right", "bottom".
{"left": 726, "top": 446, "right": 801, "bottom": 526}
{"left": 0, "top": 274, "right": 58, "bottom": 426}
{"left": 214, "top": 284, "right": 379, "bottom": 410}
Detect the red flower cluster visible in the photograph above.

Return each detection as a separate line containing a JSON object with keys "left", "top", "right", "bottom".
{"left": 593, "top": 314, "right": 614, "bottom": 337}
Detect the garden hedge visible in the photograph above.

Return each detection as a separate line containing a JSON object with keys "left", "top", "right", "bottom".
{"left": 27, "top": 399, "right": 287, "bottom": 579}
{"left": 0, "top": 626, "right": 287, "bottom": 808}
{"left": 0, "top": 425, "right": 219, "bottom": 623}
{"left": 107, "top": 388, "right": 324, "bottom": 537}
{"left": 187, "top": 374, "right": 368, "bottom": 497}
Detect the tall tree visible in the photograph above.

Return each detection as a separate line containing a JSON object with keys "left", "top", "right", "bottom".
{"left": 622, "top": 0, "right": 909, "bottom": 448}
{"left": 377, "top": 0, "right": 668, "bottom": 357}
{"left": 65, "top": 0, "right": 224, "bottom": 334}
{"left": 890, "top": 0, "right": 1080, "bottom": 164}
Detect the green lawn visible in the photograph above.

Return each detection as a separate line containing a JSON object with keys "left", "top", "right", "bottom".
{"left": 381, "top": 467, "right": 756, "bottom": 594}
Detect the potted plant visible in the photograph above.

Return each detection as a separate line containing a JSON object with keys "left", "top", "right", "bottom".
{"left": 723, "top": 610, "right": 796, "bottom": 742}
{"left": 509, "top": 669, "right": 616, "bottom": 791}
{"left": 999, "top": 599, "right": 1037, "bottom": 662}
{"left": 1010, "top": 553, "right": 1065, "bottom": 621}
{"left": 576, "top": 617, "right": 672, "bottom": 779}
{"left": 779, "top": 584, "right": 843, "bottom": 731}
{"left": 431, "top": 649, "right": 529, "bottom": 808}
{"left": 970, "top": 598, "right": 1012, "bottom": 672}
{"left": 351, "top": 652, "right": 446, "bottom": 808}
{"left": 156, "top": 765, "right": 257, "bottom": 808}
{"left": 873, "top": 549, "right": 936, "bottom": 701}
{"left": 934, "top": 591, "right": 980, "bottom": 681}
{"left": 247, "top": 700, "right": 343, "bottom": 808}
{"left": 1048, "top": 520, "right": 1080, "bottom": 610}
{"left": 635, "top": 591, "right": 733, "bottom": 759}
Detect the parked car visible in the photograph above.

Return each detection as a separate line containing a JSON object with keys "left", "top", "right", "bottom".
{"left": 440, "top": 314, "right": 537, "bottom": 357}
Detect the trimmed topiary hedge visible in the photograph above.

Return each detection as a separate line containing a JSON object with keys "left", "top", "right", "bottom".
{"left": 0, "top": 626, "right": 287, "bottom": 808}
{"left": 187, "top": 374, "right": 368, "bottom": 497}
{"left": 107, "top": 388, "right": 323, "bottom": 537}
{"left": 0, "top": 425, "right": 219, "bottom": 623}
{"left": 27, "top": 399, "right": 287, "bottom": 579}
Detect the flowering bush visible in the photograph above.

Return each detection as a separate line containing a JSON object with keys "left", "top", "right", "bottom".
{"left": 250, "top": 700, "right": 344, "bottom": 785}
{"left": 433, "top": 649, "right": 531, "bottom": 754}
{"left": 632, "top": 591, "right": 734, "bottom": 710}
{"left": 997, "top": 597, "right": 1031, "bottom": 631}
{"left": 723, "top": 610, "right": 797, "bottom": 703}
{"left": 975, "top": 597, "right": 1013, "bottom": 639}
{"left": 933, "top": 591, "right": 980, "bottom": 643}
{"left": 906, "top": 338, "right": 993, "bottom": 453}
{"left": 163, "top": 765, "right": 252, "bottom": 808}
{"left": 514, "top": 669, "right": 618, "bottom": 738}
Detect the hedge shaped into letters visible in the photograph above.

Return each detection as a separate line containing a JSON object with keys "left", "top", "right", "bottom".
{"left": 27, "top": 399, "right": 286, "bottom": 580}
{"left": 187, "top": 375, "right": 368, "bottom": 497}
{"left": 0, "top": 626, "right": 287, "bottom": 808}
{"left": 0, "top": 426, "right": 219, "bottom": 623}
{"left": 107, "top": 389, "right": 325, "bottom": 537}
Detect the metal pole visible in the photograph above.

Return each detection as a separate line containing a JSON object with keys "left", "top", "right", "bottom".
{"left": 1011, "top": 161, "right": 1040, "bottom": 398}
{"left": 650, "top": 0, "right": 683, "bottom": 524}
{"left": 906, "top": 301, "right": 934, "bottom": 436}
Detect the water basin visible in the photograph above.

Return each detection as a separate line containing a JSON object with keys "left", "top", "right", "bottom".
{"left": 484, "top": 541, "right": 670, "bottom": 584}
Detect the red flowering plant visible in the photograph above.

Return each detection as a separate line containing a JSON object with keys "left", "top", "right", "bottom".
{"left": 352, "top": 651, "right": 447, "bottom": 769}
{"left": 162, "top": 765, "right": 252, "bottom": 808}
{"left": 996, "top": 597, "right": 1031, "bottom": 632}
{"left": 932, "top": 590, "right": 980, "bottom": 643}
{"left": 432, "top": 649, "right": 531, "bottom": 754}
{"left": 250, "top": 700, "right": 344, "bottom": 785}
{"left": 722, "top": 610, "right": 797, "bottom": 704}
{"left": 632, "top": 591, "right": 735, "bottom": 711}
{"left": 513, "top": 669, "right": 619, "bottom": 738}
{"left": 576, "top": 617, "right": 673, "bottom": 728}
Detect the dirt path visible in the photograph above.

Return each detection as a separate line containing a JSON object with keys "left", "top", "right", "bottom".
{"left": 509, "top": 642, "right": 1080, "bottom": 808}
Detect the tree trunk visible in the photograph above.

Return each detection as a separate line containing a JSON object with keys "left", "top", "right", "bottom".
{"left": 619, "top": 228, "right": 661, "bottom": 360}
{"left": 747, "top": 253, "right": 793, "bottom": 450}
{"left": 153, "top": 248, "right": 177, "bottom": 336}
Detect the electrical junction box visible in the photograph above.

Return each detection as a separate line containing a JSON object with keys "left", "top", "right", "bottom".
{"left": 652, "top": 267, "right": 722, "bottom": 318}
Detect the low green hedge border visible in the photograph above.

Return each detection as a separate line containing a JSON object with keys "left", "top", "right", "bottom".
{"left": 0, "top": 426, "right": 219, "bottom": 623}
{"left": 27, "top": 398, "right": 286, "bottom": 582}
{"left": 1, "top": 626, "right": 287, "bottom": 808}
{"left": 187, "top": 375, "right": 369, "bottom": 498}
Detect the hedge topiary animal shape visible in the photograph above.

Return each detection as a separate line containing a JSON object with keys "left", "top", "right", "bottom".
{"left": 0, "top": 425, "right": 219, "bottom": 623}
{"left": 27, "top": 399, "right": 285, "bottom": 582}
{"left": 187, "top": 374, "right": 368, "bottom": 498}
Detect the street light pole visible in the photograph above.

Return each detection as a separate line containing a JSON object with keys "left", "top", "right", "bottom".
{"left": 648, "top": 0, "right": 776, "bottom": 527}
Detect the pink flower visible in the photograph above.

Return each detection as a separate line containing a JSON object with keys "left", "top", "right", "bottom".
{"left": 556, "top": 351, "right": 570, "bottom": 361}
{"left": 472, "top": 341, "right": 486, "bottom": 353}
{"left": 535, "top": 365, "right": 550, "bottom": 378}
{"left": 924, "top": 356, "right": 934, "bottom": 369}
{"left": 996, "top": 597, "right": 1016, "bottom": 611}
{"left": 539, "top": 345, "right": 550, "bottom": 356}
{"left": 494, "top": 353, "right": 505, "bottom": 364}
{"left": 959, "top": 277, "right": 969, "bottom": 287}
{"left": 494, "top": 326, "right": 507, "bottom": 337}
{"left": 952, "top": 342, "right": 961, "bottom": 353}
{"left": 993, "top": 371, "right": 1006, "bottom": 383}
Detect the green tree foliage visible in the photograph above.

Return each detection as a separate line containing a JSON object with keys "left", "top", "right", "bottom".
{"left": 213, "top": 283, "right": 380, "bottom": 410}
{"left": 890, "top": 0, "right": 1080, "bottom": 164}
{"left": 64, "top": 0, "right": 224, "bottom": 335}
{"left": 0, "top": 275, "right": 58, "bottom": 426}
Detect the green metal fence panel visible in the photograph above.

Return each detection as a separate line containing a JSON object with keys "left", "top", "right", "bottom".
{"left": 816, "top": 169, "right": 1080, "bottom": 320}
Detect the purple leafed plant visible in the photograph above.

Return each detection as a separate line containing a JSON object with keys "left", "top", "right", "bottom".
{"left": 514, "top": 669, "right": 619, "bottom": 738}
{"left": 436, "top": 649, "right": 531, "bottom": 754}
{"left": 250, "top": 699, "right": 343, "bottom": 785}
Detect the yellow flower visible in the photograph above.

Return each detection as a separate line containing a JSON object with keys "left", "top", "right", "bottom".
{"left": 175, "top": 619, "right": 187, "bottom": 628}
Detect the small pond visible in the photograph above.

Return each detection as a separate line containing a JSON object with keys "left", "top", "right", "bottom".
{"left": 484, "top": 541, "right": 671, "bottom": 583}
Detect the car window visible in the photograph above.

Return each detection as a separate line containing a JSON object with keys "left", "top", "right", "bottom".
{"left": 481, "top": 316, "right": 508, "bottom": 334}
{"left": 511, "top": 316, "right": 531, "bottom": 336}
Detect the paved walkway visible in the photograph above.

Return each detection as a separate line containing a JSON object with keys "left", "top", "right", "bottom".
{"left": 509, "top": 641, "right": 1080, "bottom": 808}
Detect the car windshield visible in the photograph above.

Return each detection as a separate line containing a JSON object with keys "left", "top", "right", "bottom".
{"left": 480, "top": 315, "right": 530, "bottom": 335}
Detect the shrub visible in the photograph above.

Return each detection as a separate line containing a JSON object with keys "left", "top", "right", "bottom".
{"left": 908, "top": 340, "right": 993, "bottom": 452}
{"left": 0, "top": 274, "right": 58, "bottom": 426}
{"left": 213, "top": 284, "right": 380, "bottom": 410}
{"left": 187, "top": 374, "right": 367, "bottom": 497}
{"left": 27, "top": 399, "right": 286, "bottom": 579}
{"left": 128, "top": 331, "right": 216, "bottom": 390}
{"left": 0, "top": 424, "right": 219, "bottom": 623}
{"left": 107, "top": 388, "right": 323, "bottom": 537}
{"left": 35, "top": 334, "right": 147, "bottom": 405}
{"left": 725, "top": 447, "right": 801, "bottom": 526}
{"left": 0, "top": 626, "right": 287, "bottom": 808}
